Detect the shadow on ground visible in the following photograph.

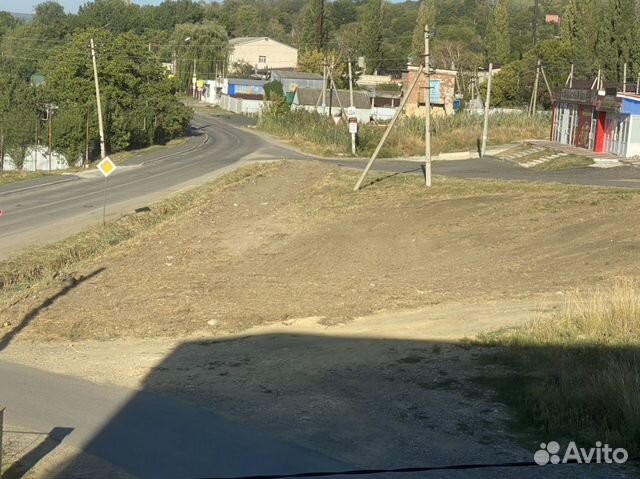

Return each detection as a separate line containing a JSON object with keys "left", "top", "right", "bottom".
{"left": 44, "top": 332, "right": 637, "bottom": 479}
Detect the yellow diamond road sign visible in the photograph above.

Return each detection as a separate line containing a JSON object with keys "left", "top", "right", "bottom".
{"left": 97, "top": 157, "right": 116, "bottom": 177}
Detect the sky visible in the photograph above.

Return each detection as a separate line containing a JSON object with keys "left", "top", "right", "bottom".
{"left": 5, "top": 0, "right": 167, "bottom": 14}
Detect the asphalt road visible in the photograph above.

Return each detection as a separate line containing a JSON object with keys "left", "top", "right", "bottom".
{"left": 0, "top": 111, "right": 312, "bottom": 260}
{"left": 0, "top": 359, "right": 346, "bottom": 479}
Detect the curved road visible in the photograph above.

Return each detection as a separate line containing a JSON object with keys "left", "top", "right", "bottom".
{"left": 0, "top": 112, "right": 313, "bottom": 260}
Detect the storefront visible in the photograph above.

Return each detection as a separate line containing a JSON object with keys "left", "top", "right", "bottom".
{"left": 551, "top": 88, "right": 640, "bottom": 158}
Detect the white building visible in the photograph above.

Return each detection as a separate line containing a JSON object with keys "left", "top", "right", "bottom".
{"left": 228, "top": 37, "right": 298, "bottom": 72}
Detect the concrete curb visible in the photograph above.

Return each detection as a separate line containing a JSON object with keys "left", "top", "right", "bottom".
{"left": 141, "top": 133, "right": 209, "bottom": 165}
{"left": 0, "top": 176, "right": 79, "bottom": 197}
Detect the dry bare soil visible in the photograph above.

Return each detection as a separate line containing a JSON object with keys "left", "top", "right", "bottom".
{"left": 2, "top": 161, "right": 639, "bottom": 477}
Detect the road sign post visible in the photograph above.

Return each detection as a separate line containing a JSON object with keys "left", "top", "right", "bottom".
{"left": 1, "top": 406, "right": 5, "bottom": 477}
{"left": 97, "top": 157, "right": 116, "bottom": 225}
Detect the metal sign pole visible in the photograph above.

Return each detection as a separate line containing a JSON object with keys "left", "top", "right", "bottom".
{"left": 103, "top": 176, "right": 108, "bottom": 225}
{"left": 1, "top": 406, "right": 5, "bottom": 478}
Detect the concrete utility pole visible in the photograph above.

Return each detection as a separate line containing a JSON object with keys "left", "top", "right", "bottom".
{"left": 424, "top": 24, "right": 432, "bottom": 187}
{"left": 530, "top": 59, "right": 541, "bottom": 115}
{"left": 46, "top": 104, "right": 54, "bottom": 172}
{"left": 192, "top": 58, "right": 197, "bottom": 99}
{"left": 34, "top": 114, "right": 39, "bottom": 171}
{"left": 321, "top": 59, "right": 327, "bottom": 115}
{"left": 623, "top": 63, "right": 627, "bottom": 93}
{"left": 348, "top": 58, "right": 356, "bottom": 155}
{"left": 90, "top": 38, "right": 107, "bottom": 160}
{"left": 354, "top": 65, "right": 424, "bottom": 191}
{"left": 481, "top": 63, "right": 493, "bottom": 158}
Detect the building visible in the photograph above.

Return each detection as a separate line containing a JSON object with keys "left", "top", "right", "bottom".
{"left": 401, "top": 67, "right": 457, "bottom": 116}
{"left": 545, "top": 14, "right": 560, "bottom": 24}
{"left": 228, "top": 37, "right": 297, "bottom": 72}
{"left": 292, "top": 88, "right": 372, "bottom": 122}
{"left": 271, "top": 70, "right": 325, "bottom": 94}
{"left": 551, "top": 85, "right": 640, "bottom": 157}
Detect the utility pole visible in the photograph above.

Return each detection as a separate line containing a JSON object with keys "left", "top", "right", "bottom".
{"left": 47, "top": 105, "right": 53, "bottom": 172}
{"left": 348, "top": 58, "right": 356, "bottom": 155}
{"left": 90, "top": 38, "right": 107, "bottom": 160}
{"left": 34, "top": 115, "right": 39, "bottom": 171}
{"left": 192, "top": 58, "right": 197, "bottom": 99}
{"left": 424, "top": 24, "right": 432, "bottom": 187}
{"left": 623, "top": 63, "right": 627, "bottom": 93}
{"left": 530, "top": 59, "right": 541, "bottom": 115}
{"left": 636, "top": 72, "right": 639, "bottom": 94}
{"left": 321, "top": 59, "right": 327, "bottom": 115}
{"left": 481, "top": 63, "right": 493, "bottom": 158}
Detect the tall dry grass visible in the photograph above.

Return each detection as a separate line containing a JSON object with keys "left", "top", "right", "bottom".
{"left": 257, "top": 110, "right": 550, "bottom": 157}
{"left": 477, "top": 279, "right": 640, "bottom": 452}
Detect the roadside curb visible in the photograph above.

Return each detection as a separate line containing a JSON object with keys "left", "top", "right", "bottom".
{"left": 0, "top": 176, "right": 79, "bottom": 197}
{"left": 141, "top": 133, "right": 209, "bottom": 165}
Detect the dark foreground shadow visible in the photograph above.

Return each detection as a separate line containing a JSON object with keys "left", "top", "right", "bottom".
{"left": 0, "top": 268, "right": 106, "bottom": 352}
{"left": 3, "top": 427, "right": 73, "bottom": 479}
{"left": 48, "top": 333, "right": 637, "bottom": 479}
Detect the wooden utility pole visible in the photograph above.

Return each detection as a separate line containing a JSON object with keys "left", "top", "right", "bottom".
{"left": 540, "top": 64, "right": 554, "bottom": 101}
{"left": 353, "top": 65, "right": 424, "bottom": 191}
{"left": 34, "top": 115, "right": 39, "bottom": 171}
{"left": 481, "top": 63, "right": 493, "bottom": 158}
{"left": 348, "top": 58, "right": 356, "bottom": 155}
{"left": 47, "top": 105, "right": 53, "bottom": 172}
{"left": 90, "top": 38, "right": 107, "bottom": 160}
{"left": 424, "top": 24, "right": 432, "bottom": 187}
{"left": 530, "top": 59, "right": 541, "bottom": 115}
{"left": 623, "top": 63, "right": 627, "bottom": 93}
{"left": 321, "top": 59, "right": 327, "bottom": 114}
{"left": 566, "top": 63, "right": 574, "bottom": 88}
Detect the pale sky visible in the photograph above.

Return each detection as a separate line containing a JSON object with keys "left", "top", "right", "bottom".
{"left": 3, "top": 0, "right": 164, "bottom": 14}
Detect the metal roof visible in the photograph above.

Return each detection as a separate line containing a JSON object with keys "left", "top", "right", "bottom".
{"left": 228, "top": 37, "right": 296, "bottom": 50}
{"left": 272, "top": 70, "right": 324, "bottom": 81}
{"left": 295, "top": 88, "right": 371, "bottom": 109}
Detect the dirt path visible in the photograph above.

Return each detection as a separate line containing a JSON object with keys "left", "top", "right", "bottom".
{"left": 1, "top": 161, "right": 638, "bottom": 477}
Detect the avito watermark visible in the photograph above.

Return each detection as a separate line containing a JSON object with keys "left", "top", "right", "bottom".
{"left": 535, "top": 441, "right": 628, "bottom": 466}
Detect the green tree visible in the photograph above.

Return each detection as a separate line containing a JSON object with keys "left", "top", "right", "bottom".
{"left": 595, "top": 0, "right": 639, "bottom": 81}
{"left": 299, "top": 0, "right": 326, "bottom": 52}
{"left": 562, "top": 0, "right": 600, "bottom": 77}
{"left": 231, "top": 5, "right": 263, "bottom": 37}
{"left": 172, "top": 21, "right": 228, "bottom": 90}
{"left": 33, "top": 1, "right": 69, "bottom": 41}
{"left": 485, "top": 0, "right": 510, "bottom": 64}
{"left": 359, "top": 0, "right": 384, "bottom": 73}
{"left": 411, "top": 0, "right": 436, "bottom": 64}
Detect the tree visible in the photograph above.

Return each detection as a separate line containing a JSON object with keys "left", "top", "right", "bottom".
{"left": 485, "top": 0, "right": 510, "bottom": 64}
{"left": 299, "top": 0, "right": 326, "bottom": 52}
{"left": 595, "top": 0, "right": 640, "bottom": 81}
{"left": 562, "top": 0, "right": 600, "bottom": 77}
{"left": 33, "top": 1, "right": 69, "bottom": 41}
{"left": 359, "top": 0, "right": 384, "bottom": 73}
{"left": 411, "top": 0, "right": 436, "bottom": 64}
{"left": 231, "top": 5, "right": 263, "bottom": 37}
{"left": 172, "top": 21, "right": 228, "bottom": 90}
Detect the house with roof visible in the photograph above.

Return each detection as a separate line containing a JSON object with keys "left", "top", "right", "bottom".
{"left": 271, "top": 70, "right": 324, "bottom": 94}
{"left": 402, "top": 67, "right": 458, "bottom": 116}
{"left": 292, "top": 88, "right": 372, "bottom": 122}
{"left": 228, "top": 37, "right": 298, "bottom": 72}
{"left": 551, "top": 84, "right": 640, "bottom": 158}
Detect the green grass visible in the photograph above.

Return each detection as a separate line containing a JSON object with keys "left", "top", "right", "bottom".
{"left": 532, "top": 154, "right": 594, "bottom": 171}
{"left": 473, "top": 279, "right": 640, "bottom": 453}
{"left": 0, "top": 170, "right": 61, "bottom": 186}
{"left": 257, "top": 110, "right": 550, "bottom": 158}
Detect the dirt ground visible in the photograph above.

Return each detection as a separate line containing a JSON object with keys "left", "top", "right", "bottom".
{"left": 2, "top": 161, "right": 639, "bottom": 477}
{"left": 2, "top": 160, "right": 639, "bottom": 341}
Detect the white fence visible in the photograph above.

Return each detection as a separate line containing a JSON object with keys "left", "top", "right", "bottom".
{"left": 219, "top": 95, "right": 264, "bottom": 115}
{"left": 2, "top": 146, "right": 77, "bottom": 171}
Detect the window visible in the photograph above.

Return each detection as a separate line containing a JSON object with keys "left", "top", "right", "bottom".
{"left": 259, "top": 56, "right": 266, "bottom": 63}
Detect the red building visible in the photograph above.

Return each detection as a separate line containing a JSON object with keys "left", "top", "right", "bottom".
{"left": 551, "top": 86, "right": 640, "bottom": 157}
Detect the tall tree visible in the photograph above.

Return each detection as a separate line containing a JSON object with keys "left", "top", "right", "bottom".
{"left": 411, "top": 0, "right": 436, "bottom": 64}
{"left": 562, "top": 0, "right": 600, "bottom": 77}
{"left": 595, "top": 0, "right": 640, "bottom": 81}
{"left": 359, "top": 0, "right": 384, "bottom": 73}
{"left": 485, "top": 0, "right": 510, "bottom": 64}
{"left": 299, "top": 0, "right": 326, "bottom": 52}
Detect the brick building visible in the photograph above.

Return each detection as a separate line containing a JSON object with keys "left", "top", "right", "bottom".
{"left": 401, "top": 67, "right": 457, "bottom": 116}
